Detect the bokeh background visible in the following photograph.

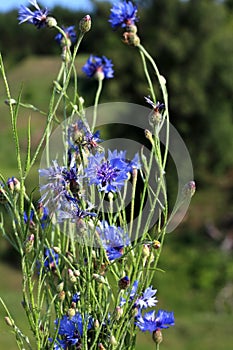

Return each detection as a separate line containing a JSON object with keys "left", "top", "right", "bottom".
{"left": 0, "top": 0, "right": 233, "bottom": 349}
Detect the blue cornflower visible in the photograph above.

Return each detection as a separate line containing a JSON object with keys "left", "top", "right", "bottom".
{"left": 51, "top": 312, "right": 93, "bottom": 348}
{"left": 144, "top": 96, "right": 165, "bottom": 112}
{"left": 55, "top": 26, "right": 77, "bottom": 46}
{"left": 109, "top": 1, "right": 138, "bottom": 29}
{"left": 120, "top": 282, "right": 157, "bottom": 310}
{"left": 84, "top": 150, "right": 133, "bottom": 193}
{"left": 135, "top": 309, "right": 175, "bottom": 332}
{"left": 43, "top": 248, "right": 59, "bottom": 271}
{"left": 18, "top": 0, "right": 49, "bottom": 28}
{"left": 82, "top": 55, "right": 114, "bottom": 80}
{"left": 39, "top": 160, "right": 79, "bottom": 209}
{"left": 24, "top": 206, "right": 49, "bottom": 229}
{"left": 72, "top": 293, "right": 80, "bottom": 303}
{"left": 96, "top": 221, "right": 130, "bottom": 260}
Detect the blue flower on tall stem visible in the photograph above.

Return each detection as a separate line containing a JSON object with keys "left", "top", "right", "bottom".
{"left": 84, "top": 150, "right": 130, "bottom": 193}
{"left": 96, "top": 221, "right": 130, "bottom": 260}
{"left": 51, "top": 312, "right": 93, "bottom": 348}
{"left": 109, "top": 1, "right": 138, "bottom": 29}
{"left": 82, "top": 55, "right": 114, "bottom": 80}
{"left": 120, "top": 281, "right": 157, "bottom": 310}
{"left": 43, "top": 248, "right": 59, "bottom": 271}
{"left": 18, "top": 0, "right": 49, "bottom": 28}
{"left": 55, "top": 26, "right": 77, "bottom": 46}
{"left": 135, "top": 309, "right": 175, "bottom": 332}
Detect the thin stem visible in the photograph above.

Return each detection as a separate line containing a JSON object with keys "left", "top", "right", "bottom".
{"left": 92, "top": 77, "right": 103, "bottom": 131}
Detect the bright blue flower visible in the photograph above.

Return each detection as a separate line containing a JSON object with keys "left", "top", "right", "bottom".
{"left": 96, "top": 221, "right": 130, "bottom": 260}
{"left": 72, "top": 293, "right": 80, "bottom": 303}
{"left": 84, "top": 150, "right": 134, "bottom": 193}
{"left": 43, "top": 248, "right": 59, "bottom": 271}
{"left": 82, "top": 55, "right": 114, "bottom": 79}
{"left": 51, "top": 312, "right": 93, "bottom": 348}
{"left": 109, "top": 1, "right": 138, "bottom": 29}
{"left": 135, "top": 309, "right": 175, "bottom": 332}
{"left": 18, "top": 0, "right": 49, "bottom": 28}
{"left": 120, "top": 282, "right": 157, "bottom": 310}
{"left": 24, "top": 206, "right": 49, "bottom": 229}
{"left": 135, "top": 286, "right": 158, "bottom": 309}
{"left": 55, "top": 26, "right": 77, "bottom": 45}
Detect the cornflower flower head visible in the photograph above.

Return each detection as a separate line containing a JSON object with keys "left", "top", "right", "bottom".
{"left": 51, "top": 312, "right": 93, "bottom": 348}
{"left": 39, "top": 160, "right": 79, "bottom": 211}
{"left": 82, "top": 55, "right": 114, "bottom": 80}
{"left": 84, "top": 150, "right": 131, "bottom": 193}
{"left": 120, "top": 282, "right": 157, "bottom": 311}
{"left": 84, "top": 149, "right": 140, "bottom": 193}
{"left": 55, "top": 26, "right": 77, "bottom": 46}
{"left": 109, "top": 1, "right": 138, "bottom": 29}
{"left": 135, "top": 309, "right": 175, "bottom": 332}
{"left": 144, "top": 96, "right": 165, "bottom": 113}
{"left": 18, "top": 0, "right": 49, "bottom": 28}
{"left": 96, "top": 221, "right": 130, "bottom": 260}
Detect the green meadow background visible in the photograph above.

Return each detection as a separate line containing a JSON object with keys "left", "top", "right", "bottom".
{"left": 1, "top": 1, "right": 233, "bottom": 349}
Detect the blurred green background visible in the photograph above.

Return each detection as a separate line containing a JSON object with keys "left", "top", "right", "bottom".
{"left": 0, "top": 0, "right": 233, "bottom": 349}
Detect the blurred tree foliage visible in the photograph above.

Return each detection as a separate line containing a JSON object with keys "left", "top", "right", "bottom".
{"left": 0, "top": 0, "right": 232, "bottom": 178}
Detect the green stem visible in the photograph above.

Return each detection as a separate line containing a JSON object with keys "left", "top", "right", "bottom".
{"left": 92, "top": 77, "right": 103, "bottom": 131}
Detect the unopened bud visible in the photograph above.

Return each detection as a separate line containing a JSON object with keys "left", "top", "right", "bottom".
{"left": 94, "top": 319, "right": 100, "bottom": 329}
{"left": 68, "top": 308, "right": 76, "bottom": 319}
{"left": 123, "top": 32, "right": 140, "bottom": 46}
{"left": 115, "top": 306, "right": 123, "bottom": 320}
{"left": 5, "top": 98, "right": 17, "bottom": 106}
{"left": 58, "top": 290, "right": 66, "bottom": 301}
{"left": 53, "top": 246, "right": 61, "bottom": 254}
{"left": 46, "top": 16, "right": 57, "bottom": 28}
{"left": 118, "top": 276, "right": 130, "bottom": 290}
{"left": 110, "top": 335, "right": 117, "bottom": 346}
{"left": 56, "top": 281, "right": 64, "bottom": 293}
{"left": 152, "top": 240, "right": 161, "bottom": 250}
{"left": 142, "top": 244, "right": 150, "bottom": 258}
{"left": 93, "top": 274, "right": 107, "bottom": 284}
{"left": 182, "top": 180, "right": 196, "bottom": 198}
{"left": 144, "top": 129, "right": 153, "bottom": 144}
{"left": 79, "top": 15, "right": 91, "bottom": 33}
{"left": 73, "top": 269, "right": 80, "bottom": 277}
{"left": 152, "top": 329, "right": 163, "bottom": 345}
{"left": 98, "top": 344, "right": 106, "bottom": 350}
{"left": 5, "top": 316, "right": 13, "bottom": 327}
{"left": 24, "top": 234, "right": 34, "bottom": 253}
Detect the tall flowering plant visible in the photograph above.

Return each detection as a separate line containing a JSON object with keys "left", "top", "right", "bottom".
{"left": 0, "top": 1, "right": 195, "bottom": 349}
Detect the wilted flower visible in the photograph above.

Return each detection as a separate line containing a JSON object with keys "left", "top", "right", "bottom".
{"left": 82, "top": 55, "right": 114, "bottom": 80}
{"left": 18, "top": 0, "right": 49, "bottom": 28}
{"left": 109, "top": 1, "right": 138, "bottom": 29}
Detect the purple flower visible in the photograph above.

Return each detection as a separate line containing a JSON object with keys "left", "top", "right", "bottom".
{"left": 55, "top": 26, "right": 77, "bottom": 46}
{"left": 96, "top": 221, "right": 130, "bottom": 260}
{"left": 135, "top": 309, "right": 175, "bottom": 332}
{"left": 56, "top": 195, "right": 96, "bottom": 223}
{"left": 18, "top": 0, "right": 49, "bottom": 28}
{"left": 82, "top": 55, "right": 114, "bottom": 80}
{"left": 72, "top": 293, "right": 80, "bottom": 303}
{"left": 109, "top": 1, "right": 138, "bottom": 29}
{"left": 144, "top": 96, "right": 165, "bottom": 112}
{"left": 84, "top": 150, "right": 130, "bottom": 193}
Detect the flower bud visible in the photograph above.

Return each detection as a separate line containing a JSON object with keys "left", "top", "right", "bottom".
{"left": 56, "top": 281, "right": 64, "bottom": 293}
{"left": 123, "top": 32, "right": 140, "bottom": 46}
{"left": 182, "top": 180, "right": 196, "bottom": 198}
{"left": 24, "top": 234, "right": 34, "bottom": 253}
{"left": 46, "top": 16, "right": 57, "bottom": 28}
{"left": 118, "top": 276, "right": 130, "bottom": 290}
{"left": 152, "top": 329, "right": 163, "bottom": 345}
{"left": 94, "top": 319, "right": 100, "bottom": 329}
{"left": 142, "top": 244, "right": 150, "bottom": 258}
{"left": 5, "top": 98, "right": 17, "bottom": 106}
{"left": 93, "top": 274, "right": 107, "bottom": 284}
{"left": 58, "top": 290, "right": 66, "bottom": 302}
{"left": 79, "top": 15, "right": 91, "bottom": 33}
{"left": 144, "top": 129, "right": 153, "bottom": 144}
{"left": 5, "top": 316, "right": 13, "bottom": 327}
{"left": 152, "top": 240, "right": 161, "bottom": 250}
{"left": 68, "top": 308, "right": 76, "bottom": 319}
{"left": 115, "top": 306, "right": 123, "bottom": 320}
{"left": 73, "top": 269, "right": 80, "bottom": 277}
{"left": 110, "top": 335, "right": 117, "bottom": 346}
{"left": 125, "top": 24, "right": 137, "bottom": 34}
{"left": 98, "top": 344, "right": 106, "bottom": 350}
